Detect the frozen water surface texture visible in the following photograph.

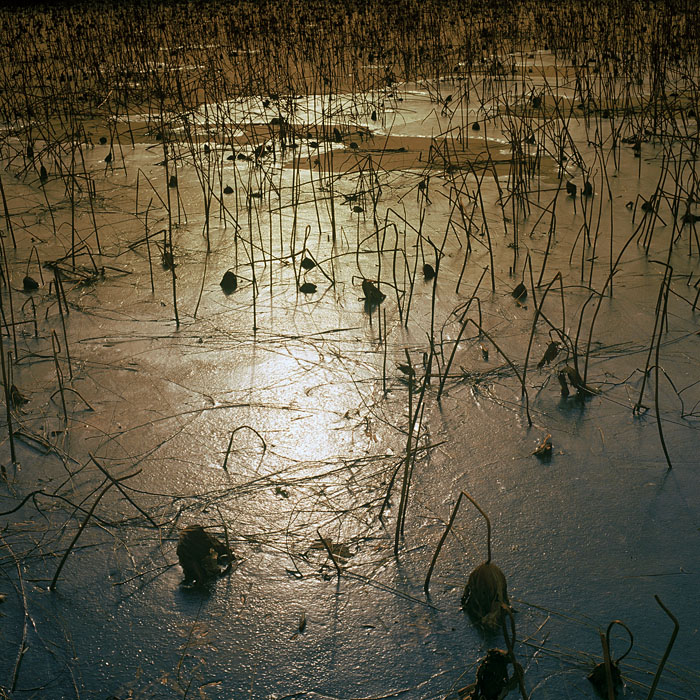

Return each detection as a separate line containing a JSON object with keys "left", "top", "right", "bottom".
{"left": 0, "top": 1, "right": 698, "bottom": 699}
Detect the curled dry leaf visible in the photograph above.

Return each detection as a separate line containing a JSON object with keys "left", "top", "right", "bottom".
{"left": 396, "top": 362, "right": 415, "bottom": 378}
{"left": 559, "top": 365, "right": 598, "bottom": 396}
{"left": 361, "top": 279, "right": 385, "bottom": 305}
{"left": 536, "top": 341, "right": 560, "bottom": 368}
{"left": 588, "top": 619, "right": 634, "bottom": 699}
{"left": 511, "top": 282, "right": 526, "bottom": 300}
{"left": 10, "top": 385, "right": 29, "bottom": 408}
{"left": 532, "top": 434, "right": 552, "bottom": 459}
{"left": 454, "top": 648, "right": 523, "bottom": 700}
{"left": 461, "top": 562, "right": 511, "bottom": 630}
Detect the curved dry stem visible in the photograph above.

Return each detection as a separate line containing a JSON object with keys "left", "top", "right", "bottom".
{"left": 646, "top": 595, "right": 679, "bottom": 700}
{"left": 501, "top": 604, "right": 528, "bottom": 700}
{"left": 424, "top": 489, "right": 492, "bottom": 596}
{"left": 606, "top": 619, "right": 634, "bottom": 664}
{"left": 222, "top": 425, "right": 267, "bottom": 472}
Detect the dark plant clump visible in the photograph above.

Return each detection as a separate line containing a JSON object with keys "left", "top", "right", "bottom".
{"left": 362, "top": 279, "right": 386, "bottom": 305}
{"left": 176, "top": 524, "right": 233, "bottom": 585}
{"left": 23, "top": 275, "right": 39, "bottom": 291}
{"left": 511, "top": 282, "right": 526, "bottom": 300}
{"left": 220, "top": 270, "right": 238, "bottom": 294}
{"left": 462, "top": 562, "right": 511, "bottom": 629}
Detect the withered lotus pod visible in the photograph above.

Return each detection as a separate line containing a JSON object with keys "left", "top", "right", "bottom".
{"left": 177, "top": 524, "right": 233, "bottom": 585}
{"left": 461, "top": 561, "right": 511, "bottom": 630}
{"left": 474, "top": 648, "right": 510, "bottom": 700}
{"left": 220, "top": 270, "right": 237, "bottom": 294}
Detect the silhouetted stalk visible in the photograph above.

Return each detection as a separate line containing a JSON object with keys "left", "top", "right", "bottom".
{"left": 53, "top": 268, "right": 72, "bottom": 379}
{"left": 521, "top": 272, "right": 563, "bottom": 395}
{"left": 0, "top": 237, "right": 18, "bottom": 358}
{"left": 424, "top": 490, "right": 491, "bottom": 595}
{"left": 49, "top": 472, "right": 139, "bottom": 591}
{"left": 646, "top": 596, "right": 679, "bottom": 700}
{"left": 0, "top": 175, "right": 16, "bottom": 248}
{"left": 654, "top": 273, "right": 673, "bottom": 469}
{"left": 437, "top": 266, "right": 487, "bottom": 401}
{"left": 89, "top": 453, "right": 158, "bottom": 528}
{"left": 0, "top": 304, "right": 15, "bottom": 463}
{"left": 51, "top": 331, "right": 68, "bottom": 425}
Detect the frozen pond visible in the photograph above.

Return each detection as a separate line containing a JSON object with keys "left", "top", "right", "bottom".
{"left": 0, "top": 4, "right": 698, "bottom": 699}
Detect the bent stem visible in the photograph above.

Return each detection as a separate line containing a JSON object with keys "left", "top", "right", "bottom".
{"left": 646, "top": 595, "right": 679, "bottom": 700}
{"left": 599, "top": 631, "right": 615, "bottom": 700}
{"left": 606, "top": 619, "right": 634, "bottom": 664}
{"left": 424, "top": 490, "right": 491, "bottom": 595}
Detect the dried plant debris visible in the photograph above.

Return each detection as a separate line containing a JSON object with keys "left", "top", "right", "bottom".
{"left": 532, "top": 434, "right": 552, "bottom": 460}
{"left": 462, "top": 562, "right": 511, "bottom": 630}
{"left": 511, "top": 282, "right": 526, "bottom": 300}
{"left": 23, "top": 275, "right": 39, "bottom": 291}
{"left": 10, "top": 384, "right": 28, "bottom": 406}
{"left": 587, "top": 620, "right": 633, "bottom": 699}
{"left": 558, "top": 365, "right": 598, "bottom": 396}
{"left": 176, "top": 524, "right": 234, "bottom": 586}
{"left": 161, "top": 250, "right": 176, "bottom": 270}
{"left": 397, "top": 362, "right": 415, "bottom": 378}
{"left": 536, "top": 341, "right": 560, "bottom": 368}
{"left": 220, "top": 270, "right": 238, "bottom": 294}
{"left": 455, "top": 648, "right": 522, "bottom": 700}
{"left": 310, "top": 538, "right": 352, "bottom": 561}
{"left": 361, "top": 279, "right": 386, "bottom": 305}
{"left": 588, "top": 660, "right": 623, "bottom": 699}
{"left": 299, "top": 282, "right": 317, "bottom": 294}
